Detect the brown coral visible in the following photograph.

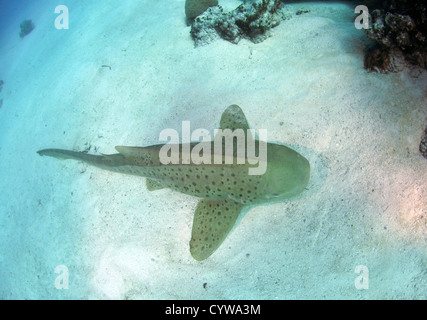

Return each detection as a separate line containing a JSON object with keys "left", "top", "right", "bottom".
{"left": 364, "top": 45, "right": 396, "bottom": 73}
{"left": 364, "top": 1, "right": 427, "bottom": 70}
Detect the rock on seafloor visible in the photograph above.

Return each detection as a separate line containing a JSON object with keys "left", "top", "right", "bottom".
{"left": 190, "top": 0, "right": 287, "bottom": 46}
{"left": 19, "top": 19, "right": 35, "bottom": 38}
{"left": 364, "top": 0, "right": 427, "bottom": 70}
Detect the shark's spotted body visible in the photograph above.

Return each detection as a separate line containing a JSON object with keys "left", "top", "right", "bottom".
{"left": 38, "top": 105, "right": 310, "bottom": 261}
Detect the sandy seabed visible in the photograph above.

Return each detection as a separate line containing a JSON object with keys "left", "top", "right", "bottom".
{"left": 0, "top": 0, "right": 425, "bottom": 299}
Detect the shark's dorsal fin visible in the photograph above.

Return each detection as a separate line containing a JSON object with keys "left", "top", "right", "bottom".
{"left": 215, "top": 104, "right": 255, "bottom": 158}
{"left": 190, "top": 199, "right": 243, "bottom": 261}
{"left": 219, "top": 104, "right": 251, "bottom": 131}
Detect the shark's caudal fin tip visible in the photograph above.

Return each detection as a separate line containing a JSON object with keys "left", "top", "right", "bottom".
{"left": 37, "top": 149, "right": 48, "bottom": 156}
{"left": 37, "top": 149, "right": 59, "bottom": 157}
{"left": 36, "top": 148, "right": 80, "bottom": 160}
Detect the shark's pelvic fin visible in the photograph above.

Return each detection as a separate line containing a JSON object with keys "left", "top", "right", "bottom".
{"left": 190, "top": 199, "right": 243, "bottom": 261}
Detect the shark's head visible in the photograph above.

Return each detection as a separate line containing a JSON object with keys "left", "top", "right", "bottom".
{"left": 261, "top": 143, "right": 310, "bottom": 202}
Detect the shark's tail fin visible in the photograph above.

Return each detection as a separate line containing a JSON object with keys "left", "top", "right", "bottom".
{"left": 37, "top": 148, "right": 127, "bottom": 170}
{"left": 37, "top": 147, "right": 124, "bottom": 169}
{"left": 37, "top": 148, "right": 99, "bottom": 161}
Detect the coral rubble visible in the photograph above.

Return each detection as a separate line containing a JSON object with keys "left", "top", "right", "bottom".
{"left": 19, "top": 19, "right": 35, "bottom": 38}
{"left": 364, "top": 45, "right": 396, "bottom": 73}
{"left": 190, "top": 0, "right": 287, "bottom": 46}
{"left": 364, "top": 0, "right": 427, "bottom": 70}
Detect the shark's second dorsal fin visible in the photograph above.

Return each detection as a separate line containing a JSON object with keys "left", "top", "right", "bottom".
{"left": 219, "top": 104, "right": 251, "bottom": 131}
{"left": 146, "top": 178, "right": 165, "bottom": 191}
{"left": 115, "top": 146, "right": 150, "bottom": 157}
{"left": 115, "top": 145, "right": 163, "bottom": 166}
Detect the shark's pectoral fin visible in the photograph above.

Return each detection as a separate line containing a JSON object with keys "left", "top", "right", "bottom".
{"left": 146, "top": 178, "right": 165, "bottom": 191}
{"left": 190, "top": 199, "right": 243, "bottom": 261}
